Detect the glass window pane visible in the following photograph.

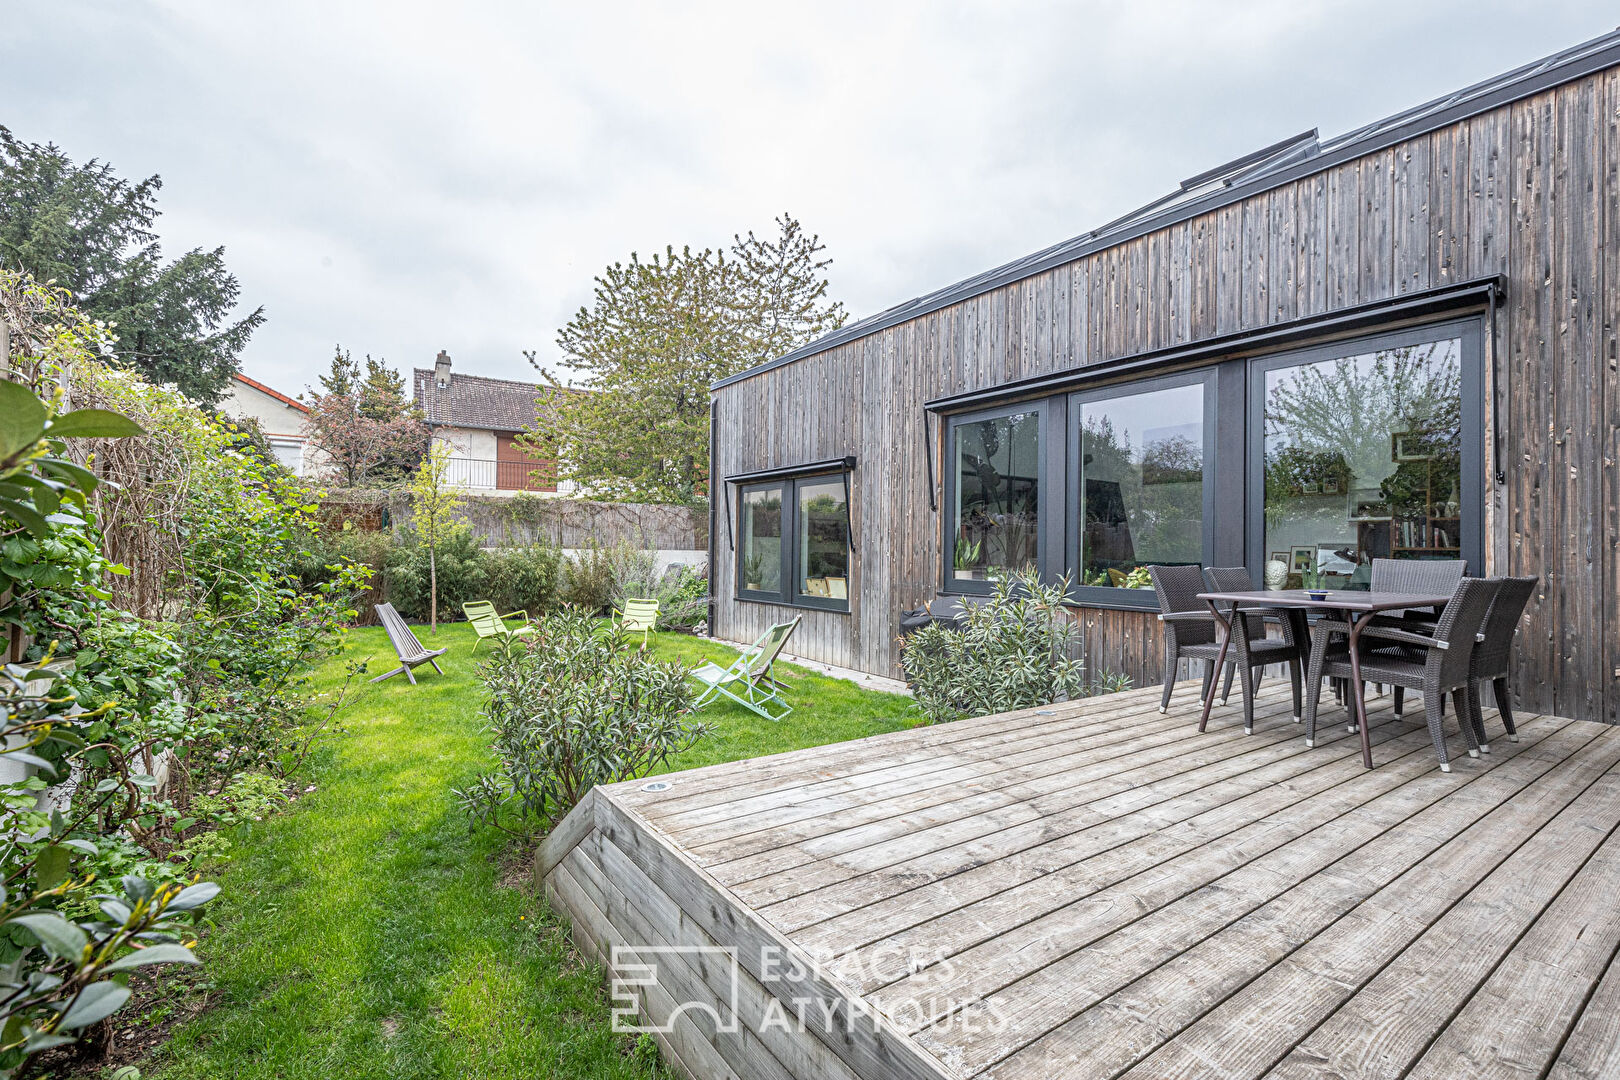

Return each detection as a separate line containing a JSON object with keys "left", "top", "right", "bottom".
{"left": 952, "top": 412, "right": 1040, "bottom": 582}
{"left": 1078, "top": 382, "right": 1205, "bottom": 590}
{"left": 1262, "top": 337, "right": 1463, "bottom": 590}
{"left": 796, "top": 478, "right": 849, "bottom": 602}
{"left": 740, "top": 486, "right": 783, "bottom": 594}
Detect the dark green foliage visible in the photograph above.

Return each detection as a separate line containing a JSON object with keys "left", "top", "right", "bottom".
{"left": 0, "top": 372, "right": 216, "bottom": 1074}
{"left": 900, "top": 570, "right": 1129, "bottom": 723}
{"left": 0, "top": 128, "right": 263, "bottom": 405}
{"left": 454, "top": 609, "right": 707, "bottom": 836}
{"left": 558, "top": 542, "right": 616, "bottom": 614}
{"left": 482, "top": 543, "right": 562, "bottom": 616}
{"left": 384, "top": 525, "right": 488, "bottom": 622}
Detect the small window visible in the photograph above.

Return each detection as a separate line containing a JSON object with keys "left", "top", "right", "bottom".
{"left": 736, "top": 473, "right": 851, "bottom": 611}
{"left": 1071, "top": 373, "right": 1213, "bottom": 603}
{"left": 795, "top": 476, "right": 850, "bottom": 608}
{"left": 738, "top": 484, "right": 786, "bottom": 600}
{"left": 947, "top": 409, "right": 1041, "bottom": 589}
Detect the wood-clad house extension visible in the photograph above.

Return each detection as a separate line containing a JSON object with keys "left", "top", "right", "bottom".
{"left": 709, "top": 29, "right": 1620, "bottom": 725}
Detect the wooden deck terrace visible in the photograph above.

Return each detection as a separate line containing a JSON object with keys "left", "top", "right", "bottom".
{"left": 536, "top": 678, "right": 1620, "bottom": 1080}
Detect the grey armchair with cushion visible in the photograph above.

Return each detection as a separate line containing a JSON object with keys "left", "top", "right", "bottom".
{"left": 1304, "top": 577, "right": 1501, "bottom": 772}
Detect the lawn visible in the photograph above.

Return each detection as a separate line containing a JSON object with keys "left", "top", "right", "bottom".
{"left": 124, "top": 621, "right": 919, "bottom": 1080}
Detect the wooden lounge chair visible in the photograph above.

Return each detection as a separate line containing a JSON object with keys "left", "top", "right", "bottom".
{"left": 613, "top": 598, "right": 660, "bottom": 650}
{"left": 371, "top": 602, "right": 448, "bottom": 684}
{"left": 690, "top": 618, "right": 800, "bottom": 721}
{"left": 463, "top": 600, "right": 534, "bottom": 652}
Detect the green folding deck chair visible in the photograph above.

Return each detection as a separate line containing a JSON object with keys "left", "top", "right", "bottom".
{"left": 463, "top": 600, "right": 534, "bottom": 651}
{"left": 613, "top": 598, "right": 660, "bottom": 650}
{"left": 690, "top": 617, "right": 801, "bottom": 721}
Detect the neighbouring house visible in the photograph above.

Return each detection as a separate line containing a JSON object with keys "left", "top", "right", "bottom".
{"left": 220, "top": 372, "right": 312, "bottom": 475}
{"left": 709, "top": 28, "right": 1620, "bottom": 725}
{"left": 412, "top": 350, "right": 569, "bottom": 496}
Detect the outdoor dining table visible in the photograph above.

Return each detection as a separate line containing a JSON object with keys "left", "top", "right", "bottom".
{"left": 1195, "top": 589, "right": 1455, "bottom": 769}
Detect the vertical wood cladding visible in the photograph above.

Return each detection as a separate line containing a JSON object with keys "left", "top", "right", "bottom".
{"left": 713, "top": 71, "right": 1616, "bottom": 722}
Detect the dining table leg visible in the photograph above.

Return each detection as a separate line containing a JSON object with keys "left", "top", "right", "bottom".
{"left": 1199, "top": 600, "right": 1232, "bottom": 733}
{"left": 1346, "top": 610, "right": 1374, "bottom": 769}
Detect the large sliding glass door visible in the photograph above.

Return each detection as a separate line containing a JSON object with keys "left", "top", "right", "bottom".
{"left": 1247, "top": 320, "right": 1483, "bottom": 590}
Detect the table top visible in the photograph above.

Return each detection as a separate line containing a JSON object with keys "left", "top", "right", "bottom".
{"left": 1196, "top": 588, "right": 1454, "bottom": 612}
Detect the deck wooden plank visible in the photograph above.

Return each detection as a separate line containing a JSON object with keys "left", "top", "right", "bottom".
{"left": 1267, "top": 762, "right": 1620, "bottom": 1080}
{"left": 619, "top": 685, "right": 1169, "bottom": 821}
{"left": 1404, "top": 819, "right": 1620, "bottom": 1080}
{"left": 1547, "top": 928, "right": 1620, "bottom": 1080}
{"left": 593, "top": 791, "right": 952, "bottom": 1080}
{"left": 706, "top": 694, "right": 1310, "bottom": 890}
{"left": 950, "top": 718, "right": 1595, "bottom": 1078}
{"left": 544, "top": 677, "right": 1620, "bottom": 1080}
{"left": 871, "top": 719, "right": 1562, "bottom": 1029}
{"left": 1108, "top": 726, "right": 1620, "bottom": 1080}
{"left": 780, "top": 704, "right": 1417, "bottom": 950}
{"left": 668, "top": 694, "right": 1243, "bottom": 850}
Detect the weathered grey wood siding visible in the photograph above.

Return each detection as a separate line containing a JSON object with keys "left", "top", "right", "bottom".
{"left": 712, "top": 69, "right": 1620, "bottom": 724}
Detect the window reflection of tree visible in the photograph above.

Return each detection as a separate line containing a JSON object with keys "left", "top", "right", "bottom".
{"left": 801, "top": 491, "right": 848, "bottom": 578}
{"left": 742, "top": 492, "right": 783, "bottom": 590}
{"left": 1263, "top": 340, "right": 1462, "bottom": 565}
{"left": 1080, "top": 414, "right": 1204, "bottom": 582}
{"left": 956, "top": 413, "right": 1039, "bottom": 573}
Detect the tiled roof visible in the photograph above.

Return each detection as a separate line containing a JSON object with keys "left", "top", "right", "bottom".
{"left": 234, "top": 372, "right": 309, "bottom": 412}
{"left": 413, "top": 368, "right": 556, "bottom": 433}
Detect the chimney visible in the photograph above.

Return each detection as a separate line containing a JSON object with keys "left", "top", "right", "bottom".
{"left": 433, "top": 350, "right": 452, "bottom": 388}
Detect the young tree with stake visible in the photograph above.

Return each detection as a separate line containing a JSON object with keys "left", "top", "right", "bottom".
{"left": 409, "top": 439, "right": 465, "bottom": 632}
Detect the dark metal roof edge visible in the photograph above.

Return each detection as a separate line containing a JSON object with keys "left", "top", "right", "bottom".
{"left": 724, "top": 456, "right": 857, "bottom": 485}
{"left": 923, "top": 276, "right": 1505, "bottom": 413}
{"left": 712, "top": 28, "right": 1620, "bottom": 395}
{"left": 1178, "top": 128, "right": 1318, "bottom": 189}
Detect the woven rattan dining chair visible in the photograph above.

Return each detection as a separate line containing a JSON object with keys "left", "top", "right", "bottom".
{"left": 1379, "top": 558, "right": 1463, "bottom": 716}
{"left": 1304, "top": 577, "right": 1501, "bottom": 772}
{"left": 1200, "top": 566, "right": 1306, "bottom": 733}
{"left": 1149, "top": 565, "right": 1227, "bottom": 715}
{"left": 1462, "top": 575, "right": 1538, "bottom": 746}
{"left": 1370, "top": 557, "right": 1466, "bottom": 623}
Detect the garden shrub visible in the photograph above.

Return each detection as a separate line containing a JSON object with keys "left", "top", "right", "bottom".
{"left": 0, "top": 284, "right": 221, "bottom": 1072}
{"left": 899, "top": 569, "right": 1129, "bottom": 723}
{"left": 600, "top": 541, "right": 708, "bottom": 630}
{"left": 558, "top": 540, "right": 616, "bottom": 614}
{"left": 454, "top": 607, "right": 708, "bottom": 836}
{"left": 384, "top": 523, "right": 487, "bottom": 622}
{"left": 482, "top": 542, "right": 562, "bottom": 616}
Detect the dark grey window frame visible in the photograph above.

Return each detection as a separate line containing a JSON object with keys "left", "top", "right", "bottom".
{"left": 940, "top": 399, "right": 1064, "bottom": 597}
{"left": 1244, "top": 317, "right": 1485, "bottom": 587}
{"left": 1065, "top": 367, "right": 1220, "bottom": 611}
{"left": 735, "top": 480, "right": 790, "bottom": 605}
{"left": 734, "top": 470, "right": 852, "bottom": 613}
{"left": 928, "top": 315, "right": 1485, "bottom": 610}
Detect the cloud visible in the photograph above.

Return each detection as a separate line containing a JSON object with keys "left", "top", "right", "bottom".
{"left": 4, "top": 0, "right": 1613, "bottom": 397}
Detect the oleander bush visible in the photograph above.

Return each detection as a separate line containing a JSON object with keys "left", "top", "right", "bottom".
{"left": 454, "top": 607, "right": 708, "bottom": 837}
{"left": 900, "top": 569, "right": 1129, "bottom": 723}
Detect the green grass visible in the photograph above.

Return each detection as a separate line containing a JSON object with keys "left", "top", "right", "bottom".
{"left": 134, "top": 621, "right": 919, "bottom": 1080}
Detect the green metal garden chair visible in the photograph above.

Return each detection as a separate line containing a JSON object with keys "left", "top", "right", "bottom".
{"left": 689, "top": 618, "right": 801, "bottom": 721}
{"left": 462, "top": 601, "right": 534, "bottom": 652}
{"left": 613, "top": 598, "right": 660, "bottom": 650}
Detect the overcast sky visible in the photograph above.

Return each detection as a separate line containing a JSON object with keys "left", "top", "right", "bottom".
{"left": 5, "top": 1, "right": 1615, "bottom": 397}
